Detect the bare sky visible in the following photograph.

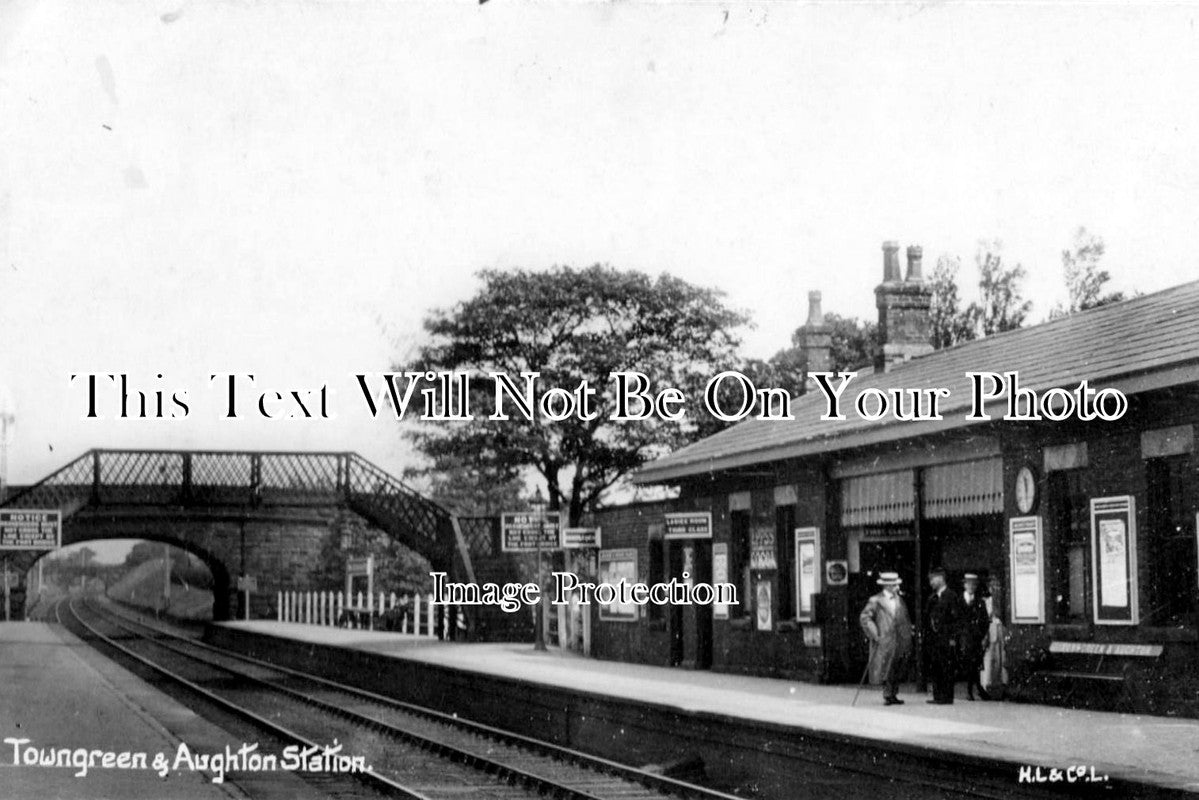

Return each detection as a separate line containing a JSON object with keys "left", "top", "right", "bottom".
{"left": 2, "top": 1, "right": 1198, "bottom": 485}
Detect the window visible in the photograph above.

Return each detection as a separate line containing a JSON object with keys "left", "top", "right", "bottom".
{"left": 1146, "top": 455, "right": 1197, "bottom": 626}
{"left": 729, "top": 510, "right": 750, "bottom": 618}
{"left": 1047, "top": 470, "right": 1088, "bottom": 622}
{"left": 775, "top": 504, "right": 796, "bottom": 620}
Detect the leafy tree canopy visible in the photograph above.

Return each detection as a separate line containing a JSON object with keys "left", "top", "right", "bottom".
{"left": 406, "top": 265, "right": 749, "bottom": 524}
{"left": 972, "top": 239, "right": 1032, "bottom": 336}
{"left": 1052, "top": 227, "right": 1127, "bottom": 317}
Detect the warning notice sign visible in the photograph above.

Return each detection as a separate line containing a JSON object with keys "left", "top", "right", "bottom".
{"left": 0, "top": 510, "right": 61, "bottom": 550}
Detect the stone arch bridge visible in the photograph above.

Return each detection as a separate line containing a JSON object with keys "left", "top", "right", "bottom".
{"left": 0, "top": 449, "right": 479, "bottom": 623}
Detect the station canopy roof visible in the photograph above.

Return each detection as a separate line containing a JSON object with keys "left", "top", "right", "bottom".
{"left": 634, "top": 279, "right": 1199, "bottom": 485}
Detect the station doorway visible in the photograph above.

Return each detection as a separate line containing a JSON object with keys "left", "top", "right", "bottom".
{"left": 668, "top": 540, "right": 713, "bottom": 669}
{"left": 847, "top": 533, "right": 917, "bottom": 676}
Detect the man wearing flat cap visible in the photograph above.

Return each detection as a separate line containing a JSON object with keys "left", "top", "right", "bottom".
{"left": 858, "top": 571, "right": 913, "bottom": 706}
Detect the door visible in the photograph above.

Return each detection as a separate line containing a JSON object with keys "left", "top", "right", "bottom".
{"left": 669, "top": 543, "right": 685, "bottom": 666}
{"left": 694, "top": 541, "right": 713, "bottom": 669}
{"left": 849, "top": 539, "right": 917, "bottom": 678}
{"left": 667, "top": 541, "right": 714, "bottom": 669}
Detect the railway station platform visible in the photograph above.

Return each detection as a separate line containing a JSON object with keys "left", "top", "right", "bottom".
{"left": 0, "top": 621, "right": 332, "bottom": 800}
{"left": 0, "top": 621, "right": 244, "bottom": 799}
{"left": 213, "top": 620, "right": 1199, "bottom": 797}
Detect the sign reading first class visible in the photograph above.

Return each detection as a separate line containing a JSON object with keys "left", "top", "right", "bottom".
{"left": 0, "top": 510, "right": 61, "bottom": 550}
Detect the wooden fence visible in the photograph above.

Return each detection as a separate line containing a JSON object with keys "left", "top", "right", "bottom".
{"left": 276, "top": 590, "right": 443, "bottom": 637}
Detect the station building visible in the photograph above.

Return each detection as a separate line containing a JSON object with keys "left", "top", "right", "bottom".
{"left": 587, "top": 243, "right": 1199, "bottom": 714}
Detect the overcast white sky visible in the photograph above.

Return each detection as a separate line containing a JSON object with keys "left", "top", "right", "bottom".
{"left": 2, "top": 0, "right": 1198, "bottom": 487}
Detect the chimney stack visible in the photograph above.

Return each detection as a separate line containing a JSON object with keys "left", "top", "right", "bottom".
{"left": 882, "top": 241, "right": 902, "bottom": 282}
{"left": 799, "top": 290, "right": 832, "bottom": 375}
{"left": 905, "top": 245, "right": 923, "bottom": 281}
{"left": 875, "top": 240, "right": 933, "bottom": 373}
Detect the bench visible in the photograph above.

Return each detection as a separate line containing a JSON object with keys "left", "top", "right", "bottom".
{"left": 1033, "top": 641, "right": 1163, "bottom": 711}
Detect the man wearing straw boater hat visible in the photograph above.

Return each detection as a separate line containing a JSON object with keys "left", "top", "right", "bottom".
{"left": 858, "top": 571, "right": 913, "bottom": 706}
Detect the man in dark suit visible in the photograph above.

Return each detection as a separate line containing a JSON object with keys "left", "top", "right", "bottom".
{"left": 924, "top": 566, "right": 960, "bottom": 704}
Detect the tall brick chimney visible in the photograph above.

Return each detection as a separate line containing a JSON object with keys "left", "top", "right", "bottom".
{"left": 874, "top": 241, "right": 933, "bottom": 373}
{"left": 799, "top": 290, "right": 832, "bottom": 375}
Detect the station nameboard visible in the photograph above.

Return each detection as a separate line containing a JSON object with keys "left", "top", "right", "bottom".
{"left": 500, "top": 512, "right": 561, "bottom": 552}
{"left": 560, "top": 527, "right": 601, "bottom": 549}
{"left": 664, "top": 511, "right": 712, "bottom": 539}
{"left": 0, "top": 510, "right": 61, "bottom": 550}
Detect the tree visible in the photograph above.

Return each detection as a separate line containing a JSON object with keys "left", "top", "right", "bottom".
{"left": 929, "top": 254, "right": 976, "bottom": 349}
{"left": 825, "top": 312, "right": 879, "bottom": 372}
{"left": 406, "top": 265, "right": 750, "bottom": 524}
{"left": 1054, "top": 227, "right": 1125, "bottom": 316}
{"left": 401, "top": 453, "right": 526, "bottom": 517}
{"left": 969, "top": 240, "right": 1031, "bottom": 336}
{"left": 309, "top": 512, "right": 432, "bottom": 595}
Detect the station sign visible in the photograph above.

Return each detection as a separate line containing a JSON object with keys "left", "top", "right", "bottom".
{"left": 560, "top": 526, "right": 601, "bottom": 549}
{"left": 346, "top": 556, "right": 374, "bottom": 576}
{"left": 664, "top": 511, "right": 712, "bottom": 539}
{"left": 500, "top": 512, "right": 561, "bottom": 552}
{"left": 0, "top": 510, "right": 61, "bottom": 550}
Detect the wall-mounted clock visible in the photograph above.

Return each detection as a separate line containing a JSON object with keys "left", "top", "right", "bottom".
{"left": 1015, "top": 465, "right": 1037, "bottom": 514}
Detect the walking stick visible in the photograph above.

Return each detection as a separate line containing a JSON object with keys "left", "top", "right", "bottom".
{"left": 851, "top": 640, "right": 875, "bottom": 707}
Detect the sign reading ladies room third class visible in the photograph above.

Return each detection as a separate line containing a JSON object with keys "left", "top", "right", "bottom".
{"left": 664, "top": 511, "right": 712, "bottom": 539}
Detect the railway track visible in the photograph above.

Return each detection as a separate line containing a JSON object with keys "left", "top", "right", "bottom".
{"left": 60, "top": 596, "right": 746, "bottom": 800}
{"left": 60, "top": 597, "right": 1123, "bottom": 800}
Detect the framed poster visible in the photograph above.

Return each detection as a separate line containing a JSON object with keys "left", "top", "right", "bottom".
{"left": 597, "top": 548, "right": 638, "bottom": 622}
{"left": 755, "top": 578, "right": 773, "bottom": 631}
{"left": 793, "top": 527, "right": 820, "bottom": 622}
{"left": 712, "top": 542, "right": 730, "bottom": 619}
{"left": 1009, "top": 516, "right": 1044, "bottom": 624}
{"left": 750, "top": 523, "right": 777, "bottom": 569}
{"left": 1091, "top": 497, "right": 1138, "bottom": 625}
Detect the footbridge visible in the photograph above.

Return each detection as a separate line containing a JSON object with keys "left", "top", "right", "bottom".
{"left": 1, "top": 449, "right": 476, "bottom": 622}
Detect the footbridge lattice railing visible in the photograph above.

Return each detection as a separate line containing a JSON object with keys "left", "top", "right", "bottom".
{"left": 0, "top": 449, "right": 475, "bottom": 581}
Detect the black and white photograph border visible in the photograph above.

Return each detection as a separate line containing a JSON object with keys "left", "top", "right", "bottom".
{"left": 2, "top": 1, "right": 1199, "bottom": 798}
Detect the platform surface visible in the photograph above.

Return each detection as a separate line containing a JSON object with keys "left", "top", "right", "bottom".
{"left": 0, "top": 621, "right": 332, "bottom": 800}
{"left": 226, "top": 620, "right": 1199, "bottom": 794}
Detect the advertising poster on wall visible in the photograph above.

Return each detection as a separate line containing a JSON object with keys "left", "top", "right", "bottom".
{"left": 1091, "top": 497, "right": 1138, "bottom": 625}
{"left": 597, "top": 548, "right": 638, "bottom": 622}
{"left": 712, "top": 542, "right": 730, "bottom": 620}
{"left": 1009, "top": 516, "right": 1044, "bottom": 624}
{"left": 793, "top": 528, "right": 819, "bottom": 622}
{"left": 755, "top": 579, "right": 773, "bottom": 632}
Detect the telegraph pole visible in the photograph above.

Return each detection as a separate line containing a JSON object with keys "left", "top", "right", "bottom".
{"left": 0, "top": 410, "right": 13, "bottom": 504}
{"left": 162, "top": 542, "right": 171, "bottom": 616}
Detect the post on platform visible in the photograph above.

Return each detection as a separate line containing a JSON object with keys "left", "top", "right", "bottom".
{"left": 530, "top": 488, "right": 548, "bottom": 652}
{"left": 237, "top": 575, "right": 256, "bottom": 620}
{"left": 161, "top": 542, "right": 171, "bottom": 618}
